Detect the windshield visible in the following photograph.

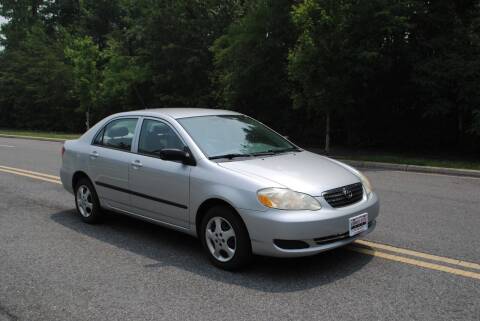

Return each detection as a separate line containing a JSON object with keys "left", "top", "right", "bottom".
{"left": 177, "top": 115, "right": 298, "bottom": 159}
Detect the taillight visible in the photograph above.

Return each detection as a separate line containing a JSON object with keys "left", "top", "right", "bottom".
{"left": 61, "top": 145, "right": 65, "bottom": 157}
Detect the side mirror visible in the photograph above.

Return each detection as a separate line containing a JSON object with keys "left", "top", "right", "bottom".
{"left": 159, "top": 149, "right": 195, "bottom": 165}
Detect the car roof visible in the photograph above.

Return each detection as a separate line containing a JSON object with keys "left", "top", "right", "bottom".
{"left": 114, "top": 108, "right": 242, "bottom": 119}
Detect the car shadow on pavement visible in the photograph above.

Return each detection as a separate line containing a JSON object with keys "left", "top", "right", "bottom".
{"left": 51, "top": 209, "right": 373, "bottom": 293}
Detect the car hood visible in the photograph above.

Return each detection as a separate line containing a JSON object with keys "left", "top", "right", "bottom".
{"left": 218, "top": 151, "right": 360, "bottom": 196}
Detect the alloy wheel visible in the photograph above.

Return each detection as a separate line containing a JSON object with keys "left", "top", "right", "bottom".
{"left": 205, "top": 216, "right": 237, "bottom": 262}
{"left": 76, "top": 185, "right": 93, "bottom": 217}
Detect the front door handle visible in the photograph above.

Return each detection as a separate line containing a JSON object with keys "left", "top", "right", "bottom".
{"left": 131, "top": 160, "right": 143, "bottom": 168}
{"left": 90, "top": 151, "right": 99, "bottom": 159}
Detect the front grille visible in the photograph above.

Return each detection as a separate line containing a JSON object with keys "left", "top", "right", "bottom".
{"left": 314, "top": 232, "right": 349, "bottom": 244}
{"left": 323, "top": 182, "right": 363, "bottom": 208}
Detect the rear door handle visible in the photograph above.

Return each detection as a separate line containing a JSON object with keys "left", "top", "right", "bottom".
{"left": 131, "top": 160, "right": 143, "bottom": 168}
{"left": 90, "top": 151, "right": 99, "bottom": 159}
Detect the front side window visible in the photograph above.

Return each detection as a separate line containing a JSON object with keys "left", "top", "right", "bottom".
{"left": 95, "top": 118, "right": 138, "bottom": 151}
{"left": 178, "top": 115, "right": 296, "bottom": 159}
{"left": 138, "top": 119, "right": 185, "bottom": 157}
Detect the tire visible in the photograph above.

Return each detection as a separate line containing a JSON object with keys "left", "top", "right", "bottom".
{"left": 74, "top": 177, "right": 103, "bottom": 224}
{"left": 200, "top": 205, "right": 252, "bottom": 270}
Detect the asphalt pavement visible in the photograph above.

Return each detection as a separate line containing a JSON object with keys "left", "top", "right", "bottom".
{"left": 0, "top": 137, "right": 479, "bottom": 321}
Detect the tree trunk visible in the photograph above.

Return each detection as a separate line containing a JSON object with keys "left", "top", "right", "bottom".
{"left": 455, "top": 103, "right": 464, "bottom": 150}
{"left": 325, "top": 111, "right": 331, "bottom": 154}
{"left": 457, "top": 110, "right": 463, "bottom": 143}
{"left": 85, "top": 109, "right": 90, "bottom": 130}
{"left": 31, "top": 0, "right": 40, "bottom": 17}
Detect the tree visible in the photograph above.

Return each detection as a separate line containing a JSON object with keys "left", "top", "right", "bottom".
{"left": 211, "top": 0, "right": 296, "bottom": 133}
{"left": 128, "top": 0, "right": 242, "bottom": 107}
{"left": 100, "top": 38, "right": 150, "bottom": 110}
{"left": 288, "top": 0, "right": 355, "bottom": 153}
{"left": 410, "top": 0, "right": 480, "bottom": 147}
{"left": 0, "top": 0, "right": 479, "bottom": 154}
{"left": 64, "top": 35, "right": 102, "bottom": 129}
{"left": 0, "top": 22, "right": 76, "bottom": 131}
{"left": 0, "top": 0, "right": 43, "bottom": 22}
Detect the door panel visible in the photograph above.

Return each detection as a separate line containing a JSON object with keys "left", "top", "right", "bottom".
{"left": 129, "top": 155, "right": 190, "bottom": 227}
{"left": 88, "top": 117, "right": 138, "bottom": 211}
{"left": 89, "top": 147, "right": 133, "bottom": 210}
{"left": 129, "top": 118, "right": 191, "bottom": 227}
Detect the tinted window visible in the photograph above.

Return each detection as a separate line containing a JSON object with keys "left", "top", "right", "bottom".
{"left": 93, "top": 127, "right": 104, "bottom": 145}
{"left": 178, "top": 115, "right": 295, "bottom": 158}
{"left": 138, "top": 119, "right": 185, "bottom": 156}
{"left": 95, "top": 118, "right": 138, "bottom": 151}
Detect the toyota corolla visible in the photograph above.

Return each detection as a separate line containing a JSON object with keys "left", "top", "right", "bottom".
{"left": 60, "top": 108, "right": 379, "bottom": 270}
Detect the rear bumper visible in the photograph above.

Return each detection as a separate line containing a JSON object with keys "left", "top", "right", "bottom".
{"left": 237, "top": 192, "right": 380, "bottom": 257}
{"left": 60, "top": 167, "right": 74, "bottom": 194}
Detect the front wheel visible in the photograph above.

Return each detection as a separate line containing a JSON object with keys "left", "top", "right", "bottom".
{"left": 200, "top": 205, "right": 252, "bottom": 270}
{"left": 74, "top": 178, "right": 102, "bottom": 224}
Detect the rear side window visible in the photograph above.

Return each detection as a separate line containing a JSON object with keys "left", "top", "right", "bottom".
{"left": 94, "top": 118, "right": 138, "bottom": 151}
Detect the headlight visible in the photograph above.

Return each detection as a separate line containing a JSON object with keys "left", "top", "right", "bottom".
{"left": 257, "top": 188, "right": 321, "bottom": 210}
{"left": 357, "top": 171, "right": 373, "bottom": 195}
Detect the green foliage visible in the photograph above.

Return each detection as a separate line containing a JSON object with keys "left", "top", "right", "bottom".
{"left": 101, "top": 38, "right": 150, "bottom": 107}
{"left": 0, "top": 0, "right": 479, "bottom": 152}
{"left": 64, "top": 35, "right": 102, "bottom": 115}
{"left": 137, "top": 0, "right": 241, "bottom": 107}
{"left": 410, "top": 1, "right": 480, "bottom": 138}
{"left": 211, "top": 0, "right": 295, "bottom": 129}
{"left": 0, "top": 22, "right": 76, "bottom": 131}
{"left": 288, "top": 0, "right": 354, "bottom": 114}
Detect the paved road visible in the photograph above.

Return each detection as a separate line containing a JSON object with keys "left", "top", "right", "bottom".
{"left": 0, "top": 137, "right": 479, "bottom": 321}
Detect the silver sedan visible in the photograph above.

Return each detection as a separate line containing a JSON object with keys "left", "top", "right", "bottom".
{"left": 60, "top": 108, "right": 379, "bottom": 270}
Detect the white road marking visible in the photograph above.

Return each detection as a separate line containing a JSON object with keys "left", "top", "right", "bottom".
{"left": 0, "top": 144, "right": 15, "bottom": 148}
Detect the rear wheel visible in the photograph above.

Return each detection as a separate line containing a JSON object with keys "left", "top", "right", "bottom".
{"left": 200, "top": 205, "right": 252, "bottom": 270}
{"left": 74, "top": 178, "right": 102, "bottom": 224}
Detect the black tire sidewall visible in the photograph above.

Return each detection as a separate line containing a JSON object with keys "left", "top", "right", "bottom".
{"left": 200, "top": 205, "right": 252, "bottom": 270}
{"left": 74, "top": 178, "right": 102, "bottom": 224}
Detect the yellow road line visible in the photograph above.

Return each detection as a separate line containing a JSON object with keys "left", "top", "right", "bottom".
{"left": 349, "top": 246, "right": 480, "bottom": 280}
{"left": 1, "top": 163, "right": 479, "bottom": 280}
{"left": 355, "top": 239, "right": 480, "bottom": 271}
{"left": 0, "top": 165, "right": 60, "bottom": 180}
{"left": 0, "top": 167, "right": 61, "bottom": 184}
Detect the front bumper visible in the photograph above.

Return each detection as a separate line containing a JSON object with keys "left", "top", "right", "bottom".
{"left": 237, "top": 192, "right": 379, "bottom": 257}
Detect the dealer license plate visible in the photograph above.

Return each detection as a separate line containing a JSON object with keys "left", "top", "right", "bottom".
{"left": 349, "top": 213, "right": 368, "bottom": 237}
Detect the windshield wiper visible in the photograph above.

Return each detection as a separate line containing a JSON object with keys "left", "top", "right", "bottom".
{"left": 276, "top": 147, "right": 302, "bottom": 153}
{"left": 251, "top": 151, "right": 276, "bottom": 156}
{"left": 209, "top": 153, "right": 252, "bottom": 160}
{"left": 252, "top": 147, "right": 301, "bottom": 157}
{"left": 210, "top": 148, "right": 301, "bottom": 160}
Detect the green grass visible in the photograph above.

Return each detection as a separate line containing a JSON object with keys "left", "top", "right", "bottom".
{"left": 0, "top": 129, "right": 80, "bottom": 140}
{"left": 337, "top": 154, "right": 480, "bottom": 171}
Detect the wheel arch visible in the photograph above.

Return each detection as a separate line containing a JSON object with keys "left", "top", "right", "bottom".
{"left": 72, "top": 171, "right": 92, "bottom": 190}
{"left": 195, "top": 198, "right": 248, "bottom": 239}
